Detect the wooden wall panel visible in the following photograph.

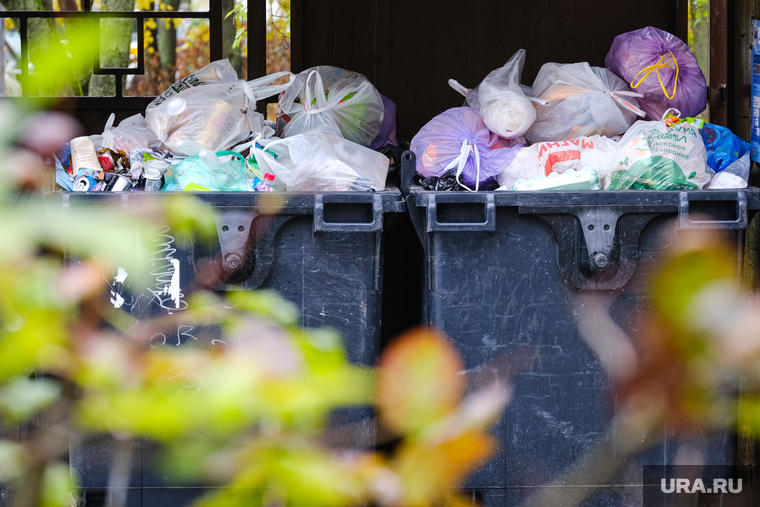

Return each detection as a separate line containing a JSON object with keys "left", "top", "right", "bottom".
{"left": 297, "top": 0, "right": 678, "bottom": 139}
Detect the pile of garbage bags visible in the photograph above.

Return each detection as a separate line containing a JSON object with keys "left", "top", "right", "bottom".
{"left": 414, "top": 26, "right": 752, "bottom": 192}
{"left": 56, "top": 60, "right": 398, "bottom": 193}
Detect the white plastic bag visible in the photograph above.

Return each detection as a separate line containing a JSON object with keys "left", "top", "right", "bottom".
{"left": 455, "top": 49, "right": 536, "bottom": 139}
{"left": 526, "top": 62, "right": 645, "bottom": 143}
{"left": 253, "top": 132, "right": 388, "bottom": 192}
{"left": 145, "top": 59, "right": 294, "bottom": 154}
{"left": 607, "top": 120, "right": 711, "bottom": 190}
{"left": 276, "top": 66, "right": 385, "bottom": 147}
{"left": 497, "top": 136, "right": 619, "bottom": 189}
{"left": 707, "top": 152, "right": 750, "bottom": 189}
{"left": 91, "top": 113, "right": 148, "bottom": 153}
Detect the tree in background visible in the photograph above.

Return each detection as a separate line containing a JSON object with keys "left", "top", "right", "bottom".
{"left": 222, "top": 0, "right": 242, "bottom": 76}
{"left": 89, "top": 0, "right": 133, "bottom": 97}
{"left": 0, "top": 0, "right": 84, "bottom": 96}
{"left": 0, "top": 1, "right": 246, "bottom": 98}
{"left": 688, "top": 0, "right": 709, "bottom": 118}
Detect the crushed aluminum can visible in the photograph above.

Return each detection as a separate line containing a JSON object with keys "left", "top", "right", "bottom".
{"left": 98, "top": 150, "right": 115, "bottom": 171}
{"left": 105, "top": 174, "right": 133, "bottom": 192}
{"left": 73, "top": 175, "right": 98, "bottom": 192}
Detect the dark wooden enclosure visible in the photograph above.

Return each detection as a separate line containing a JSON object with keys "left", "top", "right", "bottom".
{"left": 293, "top": 0, "right": 682, "bottom": 138}
{"left": 2, "top": 0, "right": 753, "bottom": 141}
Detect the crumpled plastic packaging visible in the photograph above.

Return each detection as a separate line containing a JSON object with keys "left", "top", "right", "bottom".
{"left": 416, "top": 168, "right": 501, "bottom": 192}
{"left": 707, "top": 152, "right": 750, "bottom": 189}
{"left": 91, "top": 113, "right": 149, "bottom": 153}
{"left": 162, "top": 150, "right": 249, "bottom": 192}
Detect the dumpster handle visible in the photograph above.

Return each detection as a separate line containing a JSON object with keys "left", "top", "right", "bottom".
{"left": 426, "top": 193, "right": 496, "bottom": 232}
{"left": 678, "top": 192, "right": 748, "bottom": 230}
{"left": 313, "top": 194, "right": 384, "bottom": 233}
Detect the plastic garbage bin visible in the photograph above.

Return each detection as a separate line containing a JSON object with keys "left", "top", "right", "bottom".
{"left": 51, "top": 187, "right": 406, "bottom": 507}
{"left": 401, "top": 151, "right": 760, "bottom": 507}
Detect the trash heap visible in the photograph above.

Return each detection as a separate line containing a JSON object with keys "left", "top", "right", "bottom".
{"left": 56, "top": 60, "right": 398, "bottom": 193}
{"left": 414, "top": 26, "right": 753, "bottom": 192}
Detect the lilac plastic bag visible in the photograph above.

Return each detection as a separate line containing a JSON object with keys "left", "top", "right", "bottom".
{"left": 605, "top": 26, "right": 707, "bottom": 120}
{"left": 370, "top": 95, "right": 398, "bottom": 150}
{"left": 410, "top": 107, "right": 522, "bottom": 190}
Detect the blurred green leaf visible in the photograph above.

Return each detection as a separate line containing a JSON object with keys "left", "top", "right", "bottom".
{"left": 651, "top": 232, "right": 737, "bottom": 332}
{"left": 0, "top": 377, "right": 62, "bottom": 424}
{"left": 0, "top": 440, "right": 27, "bottom": 482}
{"left": 160, "top": 194, "right": 218, "bottom": 243}
{"left": 40, "top": 462, "right": 77, "bottom": 507}
{"left": 226, "top": 290, "right": 299, "bottom": 326}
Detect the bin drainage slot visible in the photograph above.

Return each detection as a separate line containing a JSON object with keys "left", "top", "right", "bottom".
{"left": 686, "top": 200, "right": 738, "bottom": 222}
{"left": 323, "top": 202, "right": 374, "bottom": 224}
{"left": 436, "top": 203, "right": 487, "bottom": 224}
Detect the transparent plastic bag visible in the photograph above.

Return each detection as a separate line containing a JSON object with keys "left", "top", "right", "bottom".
{"left": 163, "top": 151, "right": 249, "bottom": 192}
{"left": 276, "top": 66, "right": 385, "bottom": 147}
{"left": 457, "top": 49, "right": 536, "bottom": 139}
{"left": 146, "top": 59, "right": 294, "bottom": 155}
{"left": 526, "top": 62, "right": 645, "bottom": 143}
{"left": 92, "top": 113, "right": 148, "bottom": 153}
{"left": 253, "top": 132, "right": 388, "bottom": 192}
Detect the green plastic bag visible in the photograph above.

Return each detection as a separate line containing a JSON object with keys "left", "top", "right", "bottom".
{"left": 163, "top": 151, "right": 248, "bottom": 191}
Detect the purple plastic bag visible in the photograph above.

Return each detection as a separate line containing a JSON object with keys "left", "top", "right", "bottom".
{"left": 410, "top": 107, "right": 522, "bottom": 189}
{"left": 370, "top": 95, "right": 398, "bottom": 150}
{"left": 605, "top": 26, "right": 707, "bottom": 120}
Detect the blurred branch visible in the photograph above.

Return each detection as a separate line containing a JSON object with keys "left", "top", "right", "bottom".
{"left": 105, "top": 437, "right": 133, "bottom": 507}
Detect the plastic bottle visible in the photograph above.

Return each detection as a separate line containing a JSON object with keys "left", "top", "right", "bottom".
{"left": 254, "top": 172, "right": 276, "bottom": 191}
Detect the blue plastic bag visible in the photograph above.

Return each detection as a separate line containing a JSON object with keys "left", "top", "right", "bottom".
{"left": 700, "top": 123, "right": 751, "bottom": 173}
{"left": 163, "top": 151, "right": 248, "bottom": 191}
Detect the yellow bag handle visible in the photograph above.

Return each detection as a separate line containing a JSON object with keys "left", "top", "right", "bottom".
{"left": 630, "top": 51, "right": 679, "bottom": 100}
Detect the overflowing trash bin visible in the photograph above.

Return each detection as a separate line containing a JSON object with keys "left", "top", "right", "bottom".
{"left": 402, "top": 159, "right": 759, "bottom": 507}
{"left": 402, "top": 25, "right": 760, "bottom": 507}
{"left": 49, "top": 60, "right": 406, "bottom": 507}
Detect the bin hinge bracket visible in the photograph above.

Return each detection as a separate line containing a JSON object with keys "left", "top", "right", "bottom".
{"left": 519, "top": 205, "right": 661, "bottom": 291}
{"left": 212, "top": 208, "right": 259, "bottom": 285}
